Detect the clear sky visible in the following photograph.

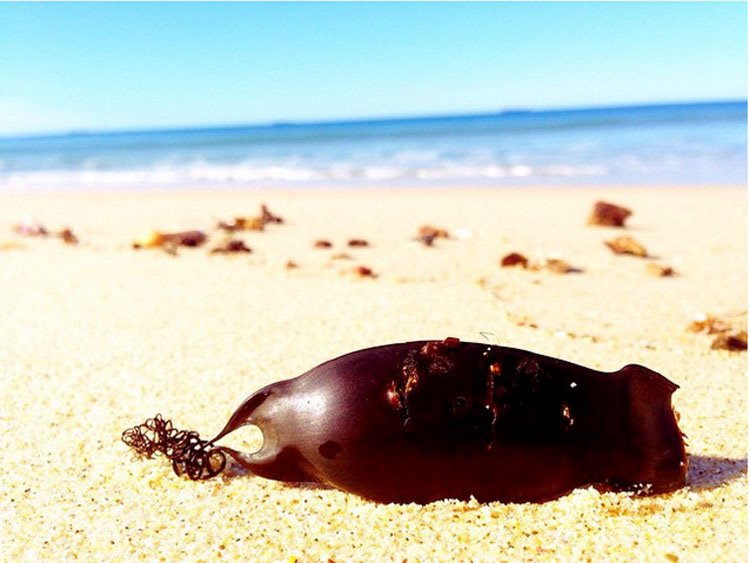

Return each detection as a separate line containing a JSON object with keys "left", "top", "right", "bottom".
{"left": 0, "top": 2, "right": 746, "bottom": 135}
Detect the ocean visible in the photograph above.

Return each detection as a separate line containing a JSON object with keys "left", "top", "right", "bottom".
{"left": 0, "top": 101, "right": 746, "bottom": 191}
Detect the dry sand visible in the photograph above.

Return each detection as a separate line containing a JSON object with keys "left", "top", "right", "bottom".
{"left": 0, "top": 186, "right": 746, "bottom": 561}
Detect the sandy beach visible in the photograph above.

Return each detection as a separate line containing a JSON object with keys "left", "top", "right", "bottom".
{"left": 0, "top": 185, "right": 746, "bottom": 561}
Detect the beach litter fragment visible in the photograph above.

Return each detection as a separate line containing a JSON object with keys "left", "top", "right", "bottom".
{"left": 587, "top": 201, "right": 632, "bottom": 227}
{"left": 122, "top": 337, "right": 687, "bottom": 503}
{"left": 605, "top": 236, "right": 648, "bottom": 257}
{"left": 314, "top": 239, "right": 333, "bottom": 248}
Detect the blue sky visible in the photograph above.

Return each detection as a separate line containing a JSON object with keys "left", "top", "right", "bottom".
{"left": 0, "top": 2, "right": 746, "bottom": 135}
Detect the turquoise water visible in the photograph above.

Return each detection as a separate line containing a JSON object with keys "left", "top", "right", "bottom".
{"left": 0, "top": 101, "right": 745, "bottom": 190}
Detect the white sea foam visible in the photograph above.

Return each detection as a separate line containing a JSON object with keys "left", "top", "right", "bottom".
{"left": 0, "top": 160, "right": 614, "bottom": 190}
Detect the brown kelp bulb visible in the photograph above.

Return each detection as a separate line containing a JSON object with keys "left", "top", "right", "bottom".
{"left": 208, "top": 338, "right": 687, "bottom": 503}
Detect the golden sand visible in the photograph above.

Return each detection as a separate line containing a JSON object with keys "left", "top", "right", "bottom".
{"left": 0, "top": 186, "right": 746, "bottom": 561}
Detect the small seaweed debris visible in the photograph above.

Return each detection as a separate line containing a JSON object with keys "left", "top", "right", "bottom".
{"left": 647, "top": 263, "right": 676, "bottom": 277}
{"left": 211, "top": 239, "right": 252, "bottom": 254}
{"left": 588, "top": 201, "right": 632, "bottom": 227}
{"left": 132, "top": 230, "right": 164, "bottom": 249}
{"left": 122, "top": 414, "right": 226, "bottom": 480}
{"left": 217, "top": 217, "right": 262, "bottom": 232}
{"left": 687, "top": 313, "right": 733, "bottom": 335}
{"left": 13, "top": 218, "right": 79, "bottom": 244}
{"left": 13, "top": 216, "right": 48, "bottom": 237}
{"left": 285, "top": 260, "right": 299, "bottom": 269}
{"left": 348, "top": 239, "right": 369, "bottom": 248}
{"left": 416, "top": 225, "right": 450, "bottom": 247}
{"left": 688, "top": 311, "right": 748, "bottom": 352}
{"left": 543, "top": 258, "right": 582, "bottom": 274}
{"left": 133, "top": 230, "right": 207, "bottom": 250}
{"left": 163, "top": 230, "right": 206, "bottom": 247}
{"left": 353, "top": 265, "right": 376, "bottom": 278}
{"left": 605, "top": 236, "right": 648, "bottom": 257}
{"left": 58, "top": 228, "right": 78, "bottom": 245}
{"left": 217, "top": 204, "right": 284, "bottom": 232}
{"left": 260, "top": 204, "right": 284, "bottom": 225}
{"left": 710, "top": 331, "right": 748, "bottom": 351}
{"left": 500, "top": 252, "right": 529, "bottom": 268}
{"left": 314, "top": 239, "right": 333, "bottom": 249}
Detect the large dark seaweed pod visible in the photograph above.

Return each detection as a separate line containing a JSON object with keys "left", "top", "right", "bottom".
{"left": 213, "top": 338, "right": 687, "bottom": 503}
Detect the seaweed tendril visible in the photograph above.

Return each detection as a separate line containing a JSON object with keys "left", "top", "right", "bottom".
{"left": 122, "top": 414, "right": 226, "bottom": 480}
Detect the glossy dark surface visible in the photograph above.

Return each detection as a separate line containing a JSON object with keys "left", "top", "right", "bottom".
{"left": 213, "top": 338, "right": 688, "bottom": 503}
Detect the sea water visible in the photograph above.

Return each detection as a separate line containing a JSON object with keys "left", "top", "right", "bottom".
{"left": 0, "top": 101, "right": 745, "bottom": 190}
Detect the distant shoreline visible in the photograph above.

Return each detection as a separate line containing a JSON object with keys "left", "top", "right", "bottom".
{"left": 2, "top": 99, "right": 745, "bottom": 142}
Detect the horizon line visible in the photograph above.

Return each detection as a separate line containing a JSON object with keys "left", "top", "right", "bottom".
{"left": 3, "top": 97, "right": 746, "bottom": 141}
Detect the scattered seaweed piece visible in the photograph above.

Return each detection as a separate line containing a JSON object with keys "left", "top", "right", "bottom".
{"left": 133, "top": 230, "right": 206, "bottom": 250}
{"left": 416, "top": 225, "right": 450, "bottom": 246}
{"left": 58, "top": 228, "right": 78, "bottom": 245}
{"left": 217, "top": 217, "right": 252, "bottom": 232}
{"left": 314, "top": 239, "right": 333, "bottom": 249}
{"left": 348, "top": 239, "right": 369, "bottom": 248}
{"left": 687, "top": 313, "right": 734, "bottom": 335}
{"left": 210, "top": 239, "right": 252, "bottom": 254}
{"left": 647, "top": 263, "right": 676, "bottom": 277}
{"left": 217, "top": 204, "right": 284, "bottom": 232}
{"left": 12, "top": 218, "right": 78, "bottom": 244}
{"left": 500, "top": 252, "right": 529, "bottom": 268}
{"left": 688, "top": 312, "right": 748, "bottom": 352}
{"left": 13, "top": 216, "right": 48, "bottom": 237}
{"left": 543, "top": 258, "right": 582, "bottom": 274}
{"left": 285, "top": 260, "right": 299, "bottom": 269}
{"left": 605, "top": 236, "right": 648, "bottom": 257}
{"left": 710, "top": 331, "right": 748, "bottom": 351}
{"left": 162, "top": 230, "right": 206, "bottom": 247}
{"left": 122, "top": 414, "right": 226, "bottom": 480}
{"left": 132, "top": 230, "right": 164, "bottom": 249}
{"left": 587, "top": 201, "right": 632, "bottom": 227}
{"left": 353, "top": 265, "right": 376, "bottom": 278}
{"left": 260, "top": 204, "right": 284, "bottom": 225}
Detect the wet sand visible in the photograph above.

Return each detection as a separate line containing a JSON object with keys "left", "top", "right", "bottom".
{"left": 0, "top": 186, "right": 746, "bottom": 561}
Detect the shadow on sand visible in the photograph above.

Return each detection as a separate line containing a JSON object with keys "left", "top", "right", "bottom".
{"left": 687, "top": 454, "right": 747, "bottom": 492}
